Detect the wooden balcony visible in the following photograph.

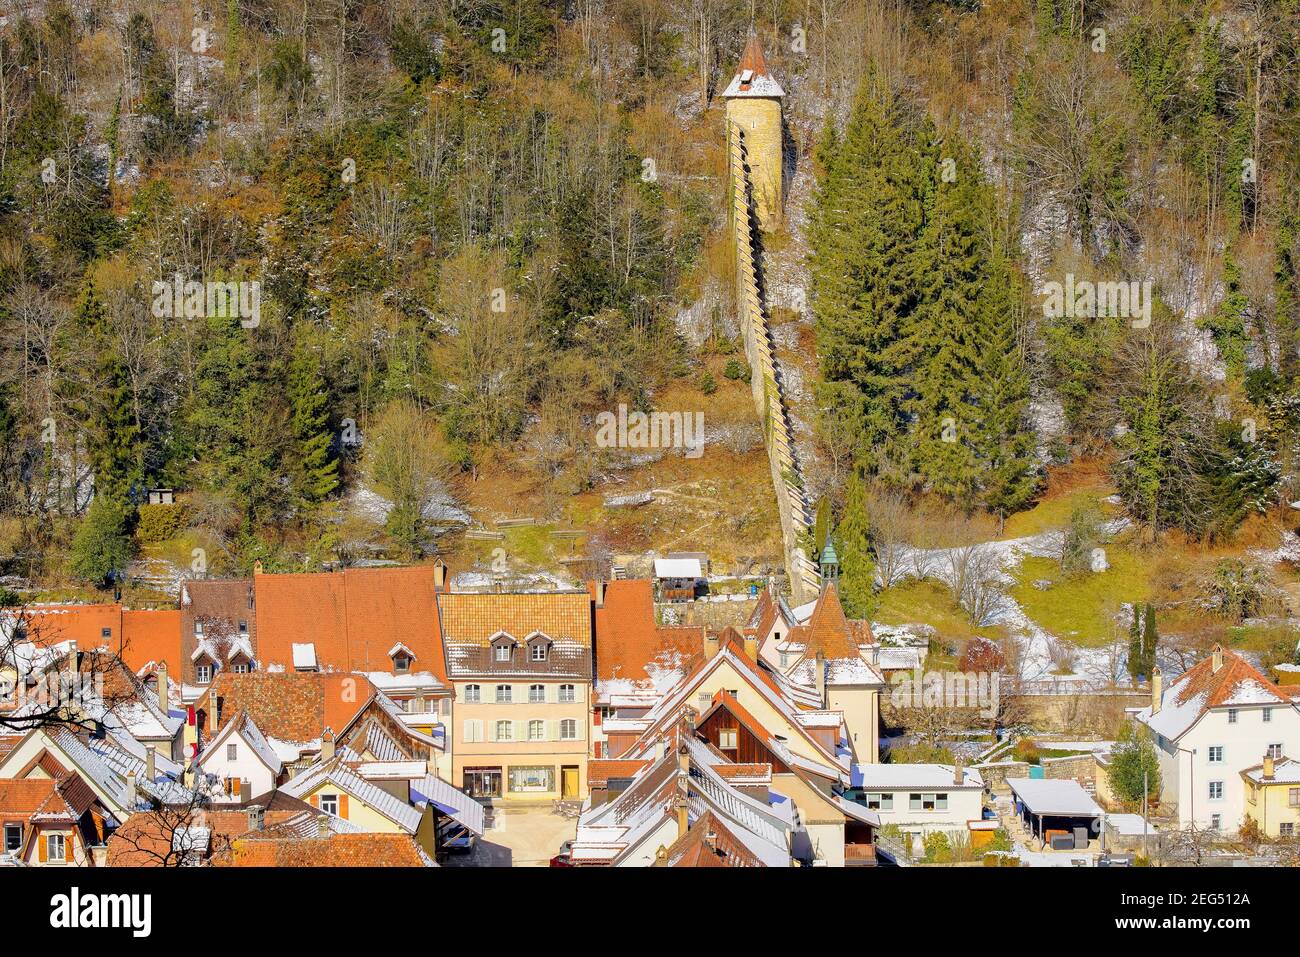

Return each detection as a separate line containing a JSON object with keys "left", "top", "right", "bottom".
{"left": 845, "top": 843, "right": 877, "bottom": 866}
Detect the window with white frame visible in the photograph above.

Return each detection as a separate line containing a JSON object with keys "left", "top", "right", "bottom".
{"left": 1268, "top": 743, "right": 1284, "bottom": 759}
{"left": 3, "top": 824, "right": 20, "bottom": 852}
{"left": 531, "top": 643, "right": 548, "bottom": 661}
{"left": 465, "top": 684, "right": 481, "bottom": 703}
{"left": 1290, "top": 788, "right": 1300, "bottom": 808}
{"left": 779, "top": 651, "right": 790, "bottom": 669}
{"left": 863, "top": 792, "right": 893, "bottom": 811}
{"left": 718, "top": 728, "right": 738, "bottom": 749}
{"left": 909, "top": 793, "right": 922, "bottom": 811}
{"left": 508, "top": 767, "right": 554, "bottom": 793}
{"left": 495, "top": 685, "right": 512, "bottom": 703}
{"left": 935, "top": 793, "right": 949, "bottom": 811}
{"left": 494, "top": 644, "right": 512, "bottom": 662}
{"left": 1209, "top": 781, "right": 1224, "bottom": 800}
{"left": 196, "top": 664, "right": 212, "bottom": 684}
{"left": 560, "top": 719, "right": 577, "bottom": 740}
{"left": 227, "top": 744, "right": 238, "bottom": 761}
{"left": 1264, "top": 708, "right": 1273, "bottom": 723}
{"left": 559, "top": 684, "right": 576, "bottom": 703}
{"left": 1282, "top": 823, "right": 1295, "bottom": 838}
{"left": 319, "top": 794, "right": 338, "bottom": 816}
{"left": 195, "top": 621, "right": 205, "bottom": 636}
{"left": 528, "top": 720, "right": 545, "bottom": 741}
{"left": 1210, "top": 814, "right": 1222, "bottom": 830}
{"left": 529, "top": 684, "right": 545, "bottom": 703}
{"left": 1208, "top": 746, "right": 1224, "bottom": 763}
{"left": 233, "top": 661, "right": 249, "bottom": 674}
{"left": 47, "top": 833, "right": 65, "bottom": 862}
{"left": 1228, "top": 709, "right": 1238, "bottom": 724}
{"left": 495, "top": 720, "right": 514, "bottom": 741}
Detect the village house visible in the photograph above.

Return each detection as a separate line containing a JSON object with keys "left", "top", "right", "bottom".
{"left": 848, "top": 763, "right": 985, "bottom": 841}
{"left": 1241, "top": 754, "right": 1300, "bottom": 838}
{"left": 0, "top": 776, "right": 110, "bottom": 866}
{"left": 437, "top": 589, "right": 594, "bottom": 801}
{"left": 1135, "top": 645, "right": 1300, "bottom": 833}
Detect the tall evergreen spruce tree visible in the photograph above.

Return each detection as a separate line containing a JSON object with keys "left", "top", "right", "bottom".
{"left": 74, "top": 280, "right": 140, "bottom": 502}
{"left": 834, "top": 471, "right": 877, "bottom": 618}
{"left": 287, "top": 331, "right": 339, "bottom": 511}
{"left": 1128, "top": 603, "right": 1144, "bottom": 683}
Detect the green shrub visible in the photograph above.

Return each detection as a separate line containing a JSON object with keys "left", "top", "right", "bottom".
{"left": 699, "top": 370, "right": 717, "bottom": 395}
{"left": 136, "top": 502, "right": 190, "bottom": 544}
{"left": 723, "top": 359, "right": 751, "bottom": 382}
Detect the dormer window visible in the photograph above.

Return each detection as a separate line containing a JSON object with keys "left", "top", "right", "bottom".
{"left": 525, "top": 632, "right": 551, "bottom": 662}
{"left": 489, "top": 632, "right": 517, "bottom": 663}
{"left": 195, "top": 621, "right": 204, "bottom": 636}
{"left": 238, "top": 620, "right": 248, "bottom": 635}
{"left": 388, "top": 643, "right": 417, "bottom": 673}
{"left": 196, "top": 663, "right": 212, "bottom": 684}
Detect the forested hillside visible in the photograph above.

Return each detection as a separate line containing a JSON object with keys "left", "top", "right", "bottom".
{"left": 1, "top": 0, "right": 1299, "bottom": 666}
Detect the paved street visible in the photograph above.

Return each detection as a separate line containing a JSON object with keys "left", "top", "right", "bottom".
{"left": 442, "top": 804, "right": 579, "bottom": 868}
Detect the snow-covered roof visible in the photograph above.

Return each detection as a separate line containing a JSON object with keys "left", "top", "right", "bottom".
{"left": 654, "top": 558, "right": 702, "bottom": 579}
{"left": 851, "top": 763, "right": 983, "bottom": 790}
{"left": 1243, "top": 757, "right": 1300, "bottom": 785}
{"left": 281, "top": 758, "right": 423, "bottom": 833}
{"left": 1107, "top": 813, "right": 1159, "bottom": 836}
{"left": 1008, "top": 778, "right": 1102, "bottom": 817}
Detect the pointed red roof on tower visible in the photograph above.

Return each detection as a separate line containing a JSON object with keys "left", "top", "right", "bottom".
{"left": 723, "top": 33, "right": 785, "bottom": 98}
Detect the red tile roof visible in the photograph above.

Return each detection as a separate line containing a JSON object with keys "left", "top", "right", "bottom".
{"left": 121, "top": 610, "right": 182, "bottom": 675}
{"left": 590, "top": 580, "right": 700, "bottom": 683}
{"left": 217, "top": 832, "right": 430, "bottom": 867}
{"left": 199, "top": 672, "right": 375, "bottom": 743}
{"left": 255, "top": 566, "right": 446, "bottom": 679}
{"left": 789, "top": 584, "right": 862, "bottom": 659}
{"left": 656, "top": 810, "right": 765, "bottom": 867}
{"left": 588, "top": 759, "right": 652, "bottom": 787}
{"left": 1175, "top": 646, "right": 1292, "bottom": 710}
{"left": 0, "top": 779, "right": 58, "bottom": 816}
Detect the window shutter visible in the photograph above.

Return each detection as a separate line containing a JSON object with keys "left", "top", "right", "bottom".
{"left": 309, "top": 794, "right": 319, "bottom": 808}
{"left": 339, "top": 795, "right": 349, "bottom": 819}
{"left": 514, "top": 720, "right": 523, "bottom": 741}
{"left": 547, "top": 720, "right": 558, "bottom": 741}
{"left": 38, "top": 835, "right": 47, "bottom": 864}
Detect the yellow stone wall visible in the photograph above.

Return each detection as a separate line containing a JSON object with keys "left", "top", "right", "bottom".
{"left": 726, "top": 97, "right": 783, "bottom": 229}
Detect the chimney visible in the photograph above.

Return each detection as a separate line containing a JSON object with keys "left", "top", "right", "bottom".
{"left": 207, "top": 697, "right": 218, "bottom": 734}
{"left": 703, "top": 632, "right": 720, "bottom": 658}
{"left": 743, "top": 635, "right": 759, "bottom": 660}
{"left": 317, "top": 814, "right": 331, "bottom": 838}
{"left": 434, "top": 559, "right": 447, "bottom": 591}
{"left": 253, "top": 560, "right": 263, "bottom": 575}
{"left": 247, "top": 804, "right": 265, "bottom": 831}
{"left": 1150, "top": 666, "right": 1162, "bottom": 715}
{"left": 1263, "top": 754, "right": 1276, "bottom": 781}
{"left": 655, "top": 844, "right": 668, "bottom": 864}
{"left": 126, "top": 772, "right": 138, "bottom": 809}
{"left": 953, "top": 760, "right": 964, "bottom": 787}
{"left": 1211, "top": 645, "right": 1224, "bottom": 674}
{"left": 145, "top": 747, "right": 156, "bottom": 785}
{"left": 240, "top": 779, "right": 251, "bottom": 803}
{"left": 677, "top": 740, "right": 690, "bottom": 776}
{"left": 814, "top": 650, "right": 827, "bottom": 708}
{"left": 674, "top": 794, "right": 689, "bottom": 839}
{"left": 595, "top": 580, "right": 607, "bottom": 608}
{"left": 155, "top": 661, "right": 168, "bottom": 707}
{"left": 321, "top": 729, "right": 336, "bottom": 761}
{"left": 704, "top": 829, "right": 718, "bottom": 853}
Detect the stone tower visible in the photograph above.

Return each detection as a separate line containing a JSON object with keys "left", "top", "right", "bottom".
{"left": 723, "top": 35, "right": 785, "bottom": 230}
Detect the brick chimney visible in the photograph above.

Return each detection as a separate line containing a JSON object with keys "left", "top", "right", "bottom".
{"left": 953, "top": 760, "right": 964, "bottom": 787}
{"left": 247, "top": 804, "right": 264, "bottom": 831}
{"left": 1211, "top": 645, "right": 1224, "bottom": 674}
{"left": 814, "top": 650, "right": 827, "bottom": 708}
{"left": 1264, "top": 754, "right": 1276, "bottom": 781}
{"left": 155, "top": 661, "right": 168, "bottom": 707}
{"left": 1150, "top": 666, "right": 1162, "bottom": 715}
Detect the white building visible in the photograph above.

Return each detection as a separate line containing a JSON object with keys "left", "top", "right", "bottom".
{"left": 849, "top": 763, "right": 984, "bottom": 838}
{"left": 1135, "top": 645, "right": 1300, "bottom": 834}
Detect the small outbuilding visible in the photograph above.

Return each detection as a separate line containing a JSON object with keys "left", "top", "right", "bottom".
{"left": 1008, "top": 777, "right": 1102, "bottom": 849}
{"left": 653, "top": 557, "right": 704, "bottom": 602}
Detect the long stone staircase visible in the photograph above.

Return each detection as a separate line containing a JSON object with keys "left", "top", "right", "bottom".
{"left": 728, "top": 125, "right": 821, "bottom": 605}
